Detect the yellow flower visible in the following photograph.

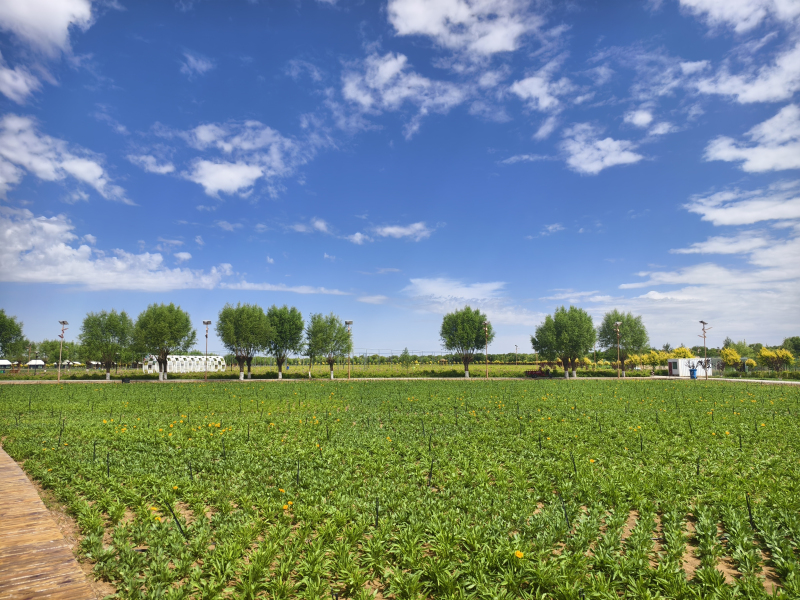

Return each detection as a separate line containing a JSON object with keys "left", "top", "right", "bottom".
{"left": 103, "top": 419, "right": 107, "bottom": 424}
{"left": 279, "top": 489, "right": 285, "bottom": 493}
{"left": 761, "top": 423, "right": 765, "bottom": 427}
{"left": 589, "top": 459, "right": 595, "bottom": 463}
{"left": 515, "top": 550, "right": 524, "bottom": 558}
{"left": 173, "top": 486, "right": 178, "bottom": 489}
{"left": 155, "top": 516, "right": 161, "bottom": 522}
{"left": 282, "top": 504, "right": 289, "bottom": 510}
{"left": 725, "top": 431, "right": 730, "bottom": 435}
{"left": 288, "top": 501, "right": 293, "bottom": 505}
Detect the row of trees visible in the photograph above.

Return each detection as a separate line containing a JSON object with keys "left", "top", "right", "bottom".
{"left": 216, "top": 304, "right": 352, "bottom": 380}
{"left": 530, "top": 307, "right": 649, "bottom": 378}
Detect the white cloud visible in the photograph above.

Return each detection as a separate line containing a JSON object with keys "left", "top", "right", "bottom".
{"left": 266, "top": 255, "right": 274, "bottom": 264}
{"left": 540, "top": 289, "right": 603, "bottom": 302}
{"left": 510, "top": 58, "right": 574, "bottom": 112}
{"left": 680, "top": 60, "right": 709, "bottom": 75}
{"left": 324, "top": 252, "right": 335, "bottom": 260}
{"left": 289, "top": 218, "right": 331, "bottom": 234}
{"left": 534, "top": 115, "right": 559, "bottom": 140}
{"left": 358, "top": 295, "right": 389, "bottom": 304}
{"left": 285, "top": 59, "right": 323, "bottom": 82}
{"left": 540, "top": 223, "right": 564, "bottom": 235}
{"left": 0, "top": 0, "right": 93, "bottom": 57}
{"left": 694, "top": 41, "right": 800, "bottom": 103}
{"left": 166, "top": 120, "right": 320, "bottom": 197}
{"left": 649, "top": 122, "right": 676, "bottom": 135}
{"left": 185, "top": 160, "right": 263, "bottom": 197}
{"left": 82, "top": 233, "right": 96, "bottom": 245}
{"left": 0, "top": 114, "right": 129, "bottom": 203}
{"left": 195, "top": 235, "right": 204, "bottom": 246}
{"left": 221, "top": 281, "right": 349, "bottom": 295}
{"left": 216, "top": 220, "right": 242, "bottom": 232}
{"left": 311, "top": 218, "right": 329, "bottom": 233}
{"left": 678, "top": 0, "right": 800, "bottom": 33}
{"left": 402, "top": 277, "right": 545, "bottom": 326}
{"left": 346, "top": 232, "right": 372, "bottom": 244}
{"left": 624, "top": 109, "right": 653, "bottom": 128}
{"left": 341, "top": 52, "right": 466, "bottom": 138}
{"left": 387, "top": 0, "right": 541, "bottom": 58}
{"left": 560, "top": 123, "right": 643, "bottom": 175}
{"left": 127, "top": 154, "right": 176, "bottom": 175}
{"left": 373, "top": 222, "right": 433, "bottom": 241}
{"left": 174, "top": 251, "right": 192, "bottom": 263}
{"left": 0, "top": 52, "right": 40, "bottom": 104}
{"left": 670, "top": 232, "right": 772, "bottom": 254}
{"left": 684, "top": 180, "right": 800, "bottom": 225}
{"left": 0, "top": 206, "right": 231, "bottom": 291}
{"left": 180, "top": 50, "right": 215, "bottom": 77}
{"left": 501, "top": 153, "right": 550, "bottom": 164}
{"left": 704, "top": 104, "right": 800, "bottom": 171}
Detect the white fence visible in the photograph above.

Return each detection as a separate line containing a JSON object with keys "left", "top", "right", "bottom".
{"left": 143, "top": 355, "right": 226, "bottom": 374}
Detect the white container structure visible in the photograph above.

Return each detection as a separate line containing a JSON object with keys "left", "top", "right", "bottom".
{"left": 667, "top": 358, "right": 713, "bottom": 377}
{"left": 143, "top": 355, "right": 226, "bottom": 375}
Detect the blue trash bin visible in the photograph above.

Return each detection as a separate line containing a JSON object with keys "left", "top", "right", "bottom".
{"left": 689, "top": 368, "right": 697, "bottom": 380}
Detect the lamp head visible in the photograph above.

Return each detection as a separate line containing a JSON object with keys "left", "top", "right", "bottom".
{"left": 203, "top": 320, "right": 211, "bottom": 326}
{"left": 614, "top": 321, "right": 622, "bottom": 327}
{"left": 59, "top": 320, "right": 69, "bottom": 326}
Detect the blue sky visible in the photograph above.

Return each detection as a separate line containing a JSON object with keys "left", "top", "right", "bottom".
{"left": 1, "top": 0, "right": 799, "bottom": 355}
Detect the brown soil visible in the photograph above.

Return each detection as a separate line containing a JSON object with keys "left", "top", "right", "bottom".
{"left": 27, "top": 474, "right": 117, "bottom": 599}
{"left": 650, "top": 513, "right": 664, "bottom": 568}
{"left": 682, "top": 514, "right": 701, "bottom": 579}
{"left": 621, "top": 510, "right": 639, "bottom": 550}
{"left": 715, "top": 522, "right": 738, "bottom": 585}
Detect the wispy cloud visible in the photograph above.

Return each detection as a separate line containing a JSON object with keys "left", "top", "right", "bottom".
{"left": 373, "top": 222, "right": 433, "bottom": 241}
{"left": 180, "top": 50, "right": 215, "bottom": 78}
{"left": 221, "top": 281, "right": 349, "bottom": 295}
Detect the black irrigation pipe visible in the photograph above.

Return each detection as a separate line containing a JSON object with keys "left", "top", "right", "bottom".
{"left": 165, "top": 502, "right": 189, "bottom": 540}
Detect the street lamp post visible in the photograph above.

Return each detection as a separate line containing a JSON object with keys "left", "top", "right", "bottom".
{"left": 345, "top": 321, "right": 353, "bottom": 380}
{"left": 515, "top": 344, "right": 518, "bottom": 366}
{"left": 614, "top": 321, "right": 622, "bottom": 379}
{"left": 57, "top": 321, "right": 68, "bottom": 382}
{"left": 483, "top": 321, "right": 489, "bottom": 379}
{"left": 699, "top": 321, "right": 711, "bottom": 381}
{"left": 203, "top": 320, "right": 211, "bottom": 382}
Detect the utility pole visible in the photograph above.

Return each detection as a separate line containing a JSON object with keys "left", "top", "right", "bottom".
{"left": 483, "top": 321, "right": 489, "bottom": 379}
{"left": 203, "top": 320, "right": 211, "bottom": 382}
{"left": 57, "top": 321, "right": 68, "bottom": 382}
{"left": 699, "top": 321, "right": 711, "bottom": 381}
{"left": 614, "top": 321, "right": 622, "bottom": 379}
{"left": 345, "top": 321, "right": 353, "bottom": 380}
{"left": 515, "top": 344, "right": 518, "bottom": 366}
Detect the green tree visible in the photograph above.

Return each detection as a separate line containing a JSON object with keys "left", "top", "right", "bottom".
{"left": 399, "top": 347, "right": 412, "bottom": 371}
{"left": 79, "top": 310, "right": 134, "bottom": 380}
{"left": 597, "top": 309, "right": 649, "bottom": 376}
{"left": 266, "top": 305, "right": 305, "bottom": 380}
{"left": 0, "top": 309, "right": 25, "bottom": 359}
{"left": 305, "top": 313, "right": 353, "bottom": 379}
{"left": 531, "top": 306, "right": 596, "bottom": 378}
{"left": 439, "top": 306, "right": 494, "bottom": 378}
{"left": 783, "top": 336, "right": 800, "bottom": 357}
{"left": 133, "top": 303, "right": 197, "bottom": 381}
{"left": 216, "top": 303, "right": 271, "bottom": 380}
{"left": 720, "top": 347, "right": 741, "bottom": 370}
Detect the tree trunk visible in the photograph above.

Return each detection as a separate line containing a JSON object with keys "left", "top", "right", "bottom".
{"left": 462, "top": 355, "right": 470, "bottom": 378}
{"left": 571, "top": 357, "right": 577, "bottom": 378}
{"left": 246, "top": 357, "right": 252, "bottom": 380}
{"left": 329, "top": 360, "right": 335, "bottom": 379}
{"left": 278, "top": 358, "right": 284, "bottom": 380}
{"left": 237, "top": 358, "right": 245, "bottom": 380}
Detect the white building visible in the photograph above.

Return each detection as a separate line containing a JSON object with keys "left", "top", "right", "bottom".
{"left": 143, "top": 355, "right": 226, "bottom": 375}
{"left": 667, "top": 358, "right": 713, "bottom": 378}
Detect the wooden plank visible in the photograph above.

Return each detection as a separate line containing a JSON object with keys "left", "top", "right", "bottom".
{"left": 0, "top": 448, "right": 96, "bottom": 600}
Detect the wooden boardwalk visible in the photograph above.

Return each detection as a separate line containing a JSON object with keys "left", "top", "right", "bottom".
{"left": 0, "top": 448, "right": 96, "bottom": 600}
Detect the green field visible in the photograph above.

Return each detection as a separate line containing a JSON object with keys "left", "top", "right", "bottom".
{"left": 1, "top": 380, "right": 799, "bottom": 599}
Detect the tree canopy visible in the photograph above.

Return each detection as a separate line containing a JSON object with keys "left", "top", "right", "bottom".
{"left": 79, "top": 310, "right": 134, "bottom": 378}
{"left": 597, "top": 309, "right": 649, "bottom": 372}
{"left": 265, "top": 305, "right": 304, "bottom": 379}
{"left": 216, "top": 303, "right": 271, "bottom": 379}
{"left": 305, "top": 313, "right": 352, "bottom": 378}
{"left": 531, "top": 306, "right": 595, "bottom": 377}
{"left": 0, "top": 309, "right": 25, "bottom": 359}
{"left": 133, "top": 303, "right": 196, "bottom": 380}
{"left": 439, "top": 306, "right": 494, "bottom": 377}
{"left": 783, "top": 336, "right": 800, "bottom": 357}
